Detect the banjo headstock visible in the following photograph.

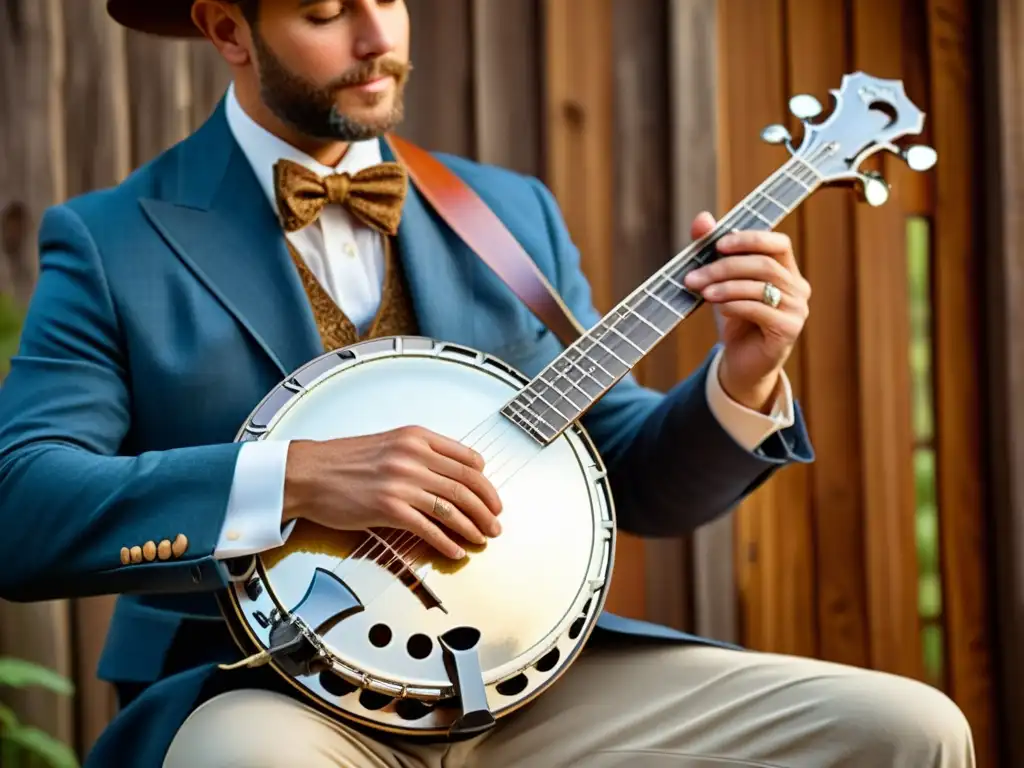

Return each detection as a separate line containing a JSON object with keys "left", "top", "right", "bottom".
{"left": 760, "top": 71, "right": 935, "bottom": 206}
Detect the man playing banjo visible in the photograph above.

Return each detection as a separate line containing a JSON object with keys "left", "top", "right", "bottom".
{"left": 0, "top": 0, "right": 974, "bottom": 766}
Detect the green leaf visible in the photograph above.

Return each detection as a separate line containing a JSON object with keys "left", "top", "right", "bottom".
{"left": 0, "top": 701, "right": 20, "bottom": 732}
{"left": 4, "top": 724, "right": 80, "bottom": 768}
{"left": 0, "top": 658, "right": 75, "bottom": 696}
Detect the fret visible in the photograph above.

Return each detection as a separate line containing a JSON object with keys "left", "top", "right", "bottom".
{"left": 502, "top": 153, "right": 828, "bottom": 443}
{"left": 523, "top": 383, "right": 573, "bottom": 423}
{"left": 742, "top": 202, "right": 773, "bottom": 227}
{"left": 781, "top": 166, "right": 813, "bottom": 189}
{"left": 789, "top": 154, "right": 823, "bottom": 181}
{"left": 643, "top": 287, "right": 685, "bottom": 319}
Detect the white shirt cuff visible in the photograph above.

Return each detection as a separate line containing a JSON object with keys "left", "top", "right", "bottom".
{"left": 214, "top": 440, "right": 297, "bottom": 559}
{"left": 705, "top": 348, "right": 795, "bottom": 451}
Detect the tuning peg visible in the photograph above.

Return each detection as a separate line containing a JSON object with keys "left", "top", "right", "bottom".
{"left": 857, "top": 171, "right": 890, "bottom": 207}
{"left": 902, "top": 144, "right": 937, "bottom": 172}
{"left": 761, "top": 124, "right": 792, "bottom": 145}
{"left": 789, "top": 94, "right": 823, "bottom": 121}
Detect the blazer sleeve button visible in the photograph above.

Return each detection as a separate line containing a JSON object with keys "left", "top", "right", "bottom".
{"left": 158, "top": 540, "right": 172, "bottom": 560}
{"left": 130, "top": 546, "right": 143, "bottom": 564}
{"left": 120, "top": 547, "right": 131, "bottom": 566}
{"left": 172, "top": 534, "right": 188, "bottom": 558}
{"left": 143, "top": 541, "right": 157, "bottom": 562}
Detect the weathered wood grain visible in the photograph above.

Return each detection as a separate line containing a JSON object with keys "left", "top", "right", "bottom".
{"left": 719, "top": 0, "right": 817, "bottom": 658}
{"left": 850, "top": 0, "right": 924, "bottom": 681}
{"left": 401, "top": 0, "right": 474, "bottom": 155}
{"left": 784, "top": 0, "right": 869, "bottom": 669}
{"left": 925, "top": 0, "right": 998, "bottom": 762}
{"left": 471, "top": 0, "right": 542, "bottom": 176}
{"left": 668, "top": 0, "right": 734, "bottom": 642}
{"left": 126, "top": 33, "right": 191, "bottom": 167}
{"left": 611, "top": 0, "right": 690, "bottom": 631}
{"left": 979, "top": 0, "right": 1024, "bottom": 762}
{"left": 0, "top": 0, "right": 77, "bottom": 753}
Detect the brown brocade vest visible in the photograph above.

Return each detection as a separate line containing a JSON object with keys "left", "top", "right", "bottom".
{"left": 284, "top": 235, "right": 420, "bottom": 351}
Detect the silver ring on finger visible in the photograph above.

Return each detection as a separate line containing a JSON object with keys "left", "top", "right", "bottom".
{"left": 762, "top": 281, "right": 783, "bottom": 309}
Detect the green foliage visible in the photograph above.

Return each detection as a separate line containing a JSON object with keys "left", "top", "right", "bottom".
{"left": 0, "top": 293, "right": 25, "bottom": 379}
{"left": 0, "top": 658, "right": 79, "bottom": 768}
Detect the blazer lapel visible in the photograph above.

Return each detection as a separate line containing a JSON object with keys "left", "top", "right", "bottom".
{"left": 140, "top": 103, "right": 322, "bottom": 379}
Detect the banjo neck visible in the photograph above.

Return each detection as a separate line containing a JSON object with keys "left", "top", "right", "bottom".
{"left": 500, "top": 154, "right": 824, "bottom": 445}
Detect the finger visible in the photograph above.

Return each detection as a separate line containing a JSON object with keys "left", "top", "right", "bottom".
{"left": 690, "top": 211, "right": 716, "bottom": 241}
{"left": 700, "top": 278, "right": 796, "bottom": 309}
{"left": 425, "top": 451, "right": 503, "bottom": 517}
{"left": 684, "top": 254, "right": 798, "bottom": 293}
{"left": 392, "top": 505, "right": 467, "bottom": 560}
{"left": 411, "top": 488, "right": 490, "bottom": 546}
{"left": 717, "top": 300, "right": 806, "bottom": 338}
{"left": 417, "top": 464, "right": 502, "bottom": 538}
{"left": 421, "top": 430, "right": 486, "bottom": 471}
{"left": 717, "top": 230, "right": 796, "bottom": 262}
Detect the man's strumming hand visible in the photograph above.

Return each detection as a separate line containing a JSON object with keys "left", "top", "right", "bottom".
{"left": 282, "top": 427, "right": 503, "bottom": 560}
{"left": 682, "top": 211, "right": 811, "bottom": 413}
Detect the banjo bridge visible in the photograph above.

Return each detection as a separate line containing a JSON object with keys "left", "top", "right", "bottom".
{"left": 366, "top": 530, "right": 447, "bottom": 613}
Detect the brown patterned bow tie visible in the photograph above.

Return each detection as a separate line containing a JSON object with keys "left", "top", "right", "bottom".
{"left": 273, "top": 158, "right": 408, "bottom": 236}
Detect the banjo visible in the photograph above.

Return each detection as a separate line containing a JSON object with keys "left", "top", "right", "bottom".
{"left": 217, "top": 72, "right": 936, "bottom": 738}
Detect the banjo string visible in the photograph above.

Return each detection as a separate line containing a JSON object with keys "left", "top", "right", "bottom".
{"left": 329, "top": 153, "right": 824, "bottom": 582}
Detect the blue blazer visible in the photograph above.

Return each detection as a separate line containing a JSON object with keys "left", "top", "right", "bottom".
{"left": 0, "top": 101, "right": 813, "bottom": 766}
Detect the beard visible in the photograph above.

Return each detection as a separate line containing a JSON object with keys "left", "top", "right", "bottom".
{"left": 251, "top": 30, "right": 412, "bottom": 141}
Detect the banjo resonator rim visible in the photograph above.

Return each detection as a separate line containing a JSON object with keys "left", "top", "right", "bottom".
{"left": 219, "top": 335, "right": 617, "bottom": 738}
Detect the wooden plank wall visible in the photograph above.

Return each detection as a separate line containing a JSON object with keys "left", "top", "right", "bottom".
{"left": 0, "top": 0, "right": 1001, "bottom": 764}
{"left": 978, "top": 0, "right": 1024, "bottom": 763}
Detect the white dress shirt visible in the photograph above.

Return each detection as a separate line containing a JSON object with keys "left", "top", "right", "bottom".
{"left": 213, "top": 83, "right": 796, "bottom": 559}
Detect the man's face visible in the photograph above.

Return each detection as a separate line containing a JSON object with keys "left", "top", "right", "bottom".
{"left": 242, "top": 0, "right": 412, "bottom": 141}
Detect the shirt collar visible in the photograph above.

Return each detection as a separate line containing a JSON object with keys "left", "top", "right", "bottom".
{"left": 224, "top": 82, "right": 384, "bottom": 213}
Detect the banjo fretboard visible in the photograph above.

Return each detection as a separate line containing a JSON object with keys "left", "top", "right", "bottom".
{"left": 501, "top": 154, "right": 824, "bottom": 444}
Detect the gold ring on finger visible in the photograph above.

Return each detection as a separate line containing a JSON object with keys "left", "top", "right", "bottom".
{"left": 762, "top": 282, "right": 783, "bottom": 309}
{"left": 431, "top": 495, "right": 453, "bottom": 521}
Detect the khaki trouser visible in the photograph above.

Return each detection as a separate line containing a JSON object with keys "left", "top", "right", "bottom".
{"left": 163, "top": 644, "right": 974, "bottom": 767}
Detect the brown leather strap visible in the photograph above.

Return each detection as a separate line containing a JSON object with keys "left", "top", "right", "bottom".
{"left": 384, "top": 134, "right": 585, "bottom": 348}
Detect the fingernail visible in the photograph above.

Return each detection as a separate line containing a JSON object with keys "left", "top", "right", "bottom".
{"left": 455, "top": 547, "right": 467, "bottom": 559}
{"left": 718, "top": 234, "right": 736, "bottom": 249}
{"left": 490, "top": 520, "right": 502, "bottom": 536}
{"left": 685, "top": 270, "right": 704, "bottom": 288}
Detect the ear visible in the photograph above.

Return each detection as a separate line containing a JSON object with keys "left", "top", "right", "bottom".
{"left": 192, "top": 0, "right": 253, "bottom": 67}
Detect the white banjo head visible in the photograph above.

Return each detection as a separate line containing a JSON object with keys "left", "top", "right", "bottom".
{"left": 220, "top": 336, "right": 615, "bottom": 737}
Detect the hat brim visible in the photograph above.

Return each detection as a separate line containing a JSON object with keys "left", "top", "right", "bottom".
{"left": 106, "top": 0, "right": 203, "bottom": 38}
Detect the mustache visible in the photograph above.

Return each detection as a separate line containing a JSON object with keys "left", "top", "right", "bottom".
{"left": 331, "top": 58, "right": 412, "bottom": 88}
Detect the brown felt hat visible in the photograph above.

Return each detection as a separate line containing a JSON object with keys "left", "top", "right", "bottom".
{"left": 106, "top": 0, "right": 203, "bottom": 38}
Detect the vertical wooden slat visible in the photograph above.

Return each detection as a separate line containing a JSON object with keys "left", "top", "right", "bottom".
{"left": 979, "top": 0, "right": 1024, "bottom": 762}
{"left": 126, "top": 33, "right": 191, "bottom": 167}
{"left": 669, "top": 0, "right": 732, "bottom": 642}
{"left": 611, "top": 0, "right": 690, "bottom": 632}
{"left": 784, "top": 0, "right": 869, "bottom": 669}
{"left": 470, "top": 0, "right": 542, "bottom": 177}
{"left": 542, "top": 0, "right": 615, "bottom": 315}
{"left": 718, "top": 0, "right": 816, "bottom": 657}
{"left": 401, "top": 1, "right": 475, "bottom": 156}
{"left": 850, "top": 0, "right": 924, "bottom": 681}
{"left": 0, "top": 0, "right": 76, "bottom": 753}
{"left": 925, "top": 0, "right": 998, "bottom": 762}
{"left": 543, "top": 0, "right": 647, "bottom": 619}
{"left": 0, "top": 0, "right": 66, "bottom": 303}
